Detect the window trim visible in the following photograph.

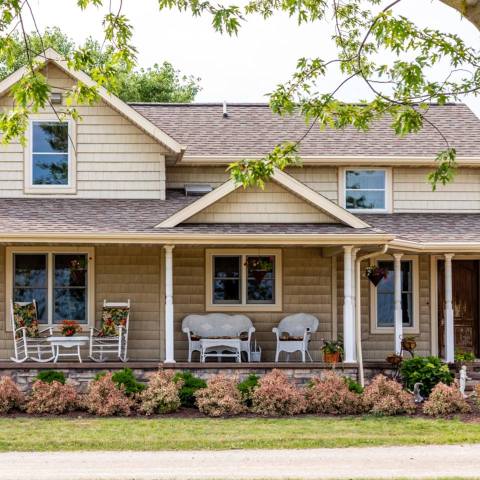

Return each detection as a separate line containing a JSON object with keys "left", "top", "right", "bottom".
{"left": 205, "top": 248, "right": 282, "bottom": 312}
{"left": 370, "top": 254, "right": 419, "bottom": 334}
{"left": 339, "top": 167, "right": 392, "bottom": 213}
{"left": 24, "top": 115, "right": 77, "bottom": 195}
{"left": 5, "top": 246, "right": 95, "bottom": 330}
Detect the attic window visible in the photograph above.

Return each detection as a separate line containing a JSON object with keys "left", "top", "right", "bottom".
{"left": 184, "top": 184, "right": 213, "bottom": 196}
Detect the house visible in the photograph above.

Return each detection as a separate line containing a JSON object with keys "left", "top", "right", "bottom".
{"left": 1, "top": 48, "right": 480, "bottom": 383}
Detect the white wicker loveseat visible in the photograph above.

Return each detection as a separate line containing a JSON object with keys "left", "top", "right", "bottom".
{"left": 182, "top": 313, "right": 255, "bottom": 362}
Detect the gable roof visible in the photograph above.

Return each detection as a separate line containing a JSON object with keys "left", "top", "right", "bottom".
{"left": 131, "top": 102, "right": 480, "bottom": 158}
{"left": 0, "top": 48, "right": 184, "bottom": 156}
{"left": 157, "top": 168, "right": 370, "bottom": 229}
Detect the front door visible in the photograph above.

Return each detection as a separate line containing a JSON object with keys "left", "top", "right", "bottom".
{"left": 438, "top": 260, "right": 479, "bottom": 357}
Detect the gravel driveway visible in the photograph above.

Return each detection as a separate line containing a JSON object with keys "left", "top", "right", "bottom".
{"left": 1, "top": 444, "right": 480, "bottom": 479}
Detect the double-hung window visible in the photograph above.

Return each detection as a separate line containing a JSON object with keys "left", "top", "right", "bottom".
{"left": 7, "top": 247, "right": 94, "bottom": 327}
{"left": 206, "top": 249, "right": 282, "bottom": 312}
{"left": 25, "top": 118, "right": 76, "bottom": 194}
{"left": 370, "top": 256, "right": 419, "bottom": 333}
{"left": 342, "top": 168, "right": 391, "bottom": 213}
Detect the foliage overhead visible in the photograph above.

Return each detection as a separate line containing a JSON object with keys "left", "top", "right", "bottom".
{"left": 0, "top": 1, "right": 478, "bottom": 189}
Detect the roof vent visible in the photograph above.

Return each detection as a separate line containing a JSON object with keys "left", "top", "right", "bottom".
{"left": 184, "top": 184, "right": 213, "bottom": 197}
{"left": 50, "top": 92, "right": 62, "bottom": 104}
{"left": 223, "top": 101, "right": 228, "bottom": 118}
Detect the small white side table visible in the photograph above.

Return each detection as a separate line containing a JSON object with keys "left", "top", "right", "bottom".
{"left": 199, "top": 338, "right": 241, "bottom": 363}
{"left": 47, "top": 336, "right": 90, "bottom": 363}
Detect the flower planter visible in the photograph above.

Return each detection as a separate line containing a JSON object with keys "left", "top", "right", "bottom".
{"left": 324, "top": 351, "right": 341, "bottom": 363}
{"left": 386, "top": 354, "right": 403, "bottom": 366}
{"left": 367, "top": 271, "right": 386, "bottom": 286}
{"left": 401, "top": 338, "right": 417, "bottom": 352}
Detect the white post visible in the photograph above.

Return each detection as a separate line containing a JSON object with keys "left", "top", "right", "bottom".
{"left": 164, "top": 245, "right": 175, "bottom": 363}
{"left": 444, "top": 253, "right": 455, "bottom": 363}
{"left": 351, "top": 248, "right": 359, "bottom": 360}
{"left": 393, "top": 253, "right": 404, "bottom": 355}
{"left": 343, "top": 245, "right": 355, "bottom": 363}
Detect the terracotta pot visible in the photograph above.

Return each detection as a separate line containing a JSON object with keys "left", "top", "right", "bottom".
{"left": 402, "top": 339, "right": 417, "bottom": 351}
{"left": 367, "top": 271, "right": 385, "bottom": 286}
{"left": 324, "top": 351, "right": 341, "bottom": 363}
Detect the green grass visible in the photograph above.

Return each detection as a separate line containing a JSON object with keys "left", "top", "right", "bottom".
{"left": 0, "top": 416, "right": 480, "bottom": 451}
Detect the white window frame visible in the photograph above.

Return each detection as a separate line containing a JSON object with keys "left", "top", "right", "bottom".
{"left": 24, "top": 115, "right": 77, "bottom": 194}
{"left": 339, "top": 167, "right": 392, "bottom": 213}
{"left": 205, "top": 248, "right": 282, "bottom": 312}
{"left": 370, "top": 254, "right": 419, "bottom": 334}
{"left": 6, "top": 246, "right": 95, "bottom": 330}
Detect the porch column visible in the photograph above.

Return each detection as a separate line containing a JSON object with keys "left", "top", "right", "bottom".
{"left": 393, "top": 253, "right": 404, "bottom": 355}
{"left": 343, "top": 245, "right": 355, "bottom": 363}
{"left": 164, "top": 245, "right": 175, "bottom": 363}
{"left": 444, "top": 253, "right": 455, "bottom": 363}
{"left": 350, "top": 248, "right": 359, "bottom": 360}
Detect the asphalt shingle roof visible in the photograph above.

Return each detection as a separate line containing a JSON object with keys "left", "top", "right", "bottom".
{"left": 130, "top": 103, "right": 480, "bottom": 157}
{"left": 0, "top": 195, "right": 479, "bottom": 244}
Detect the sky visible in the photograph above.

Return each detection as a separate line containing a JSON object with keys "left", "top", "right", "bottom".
{"left": 25, "top": 0, "right": 480, "bottom": 115}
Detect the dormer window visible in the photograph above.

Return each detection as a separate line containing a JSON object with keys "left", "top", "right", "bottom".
{"left": 340, "top": 168, "right": 392, "bottom": 213}
{"left": 25, "top": 117, "right": 76, "bottom": 194}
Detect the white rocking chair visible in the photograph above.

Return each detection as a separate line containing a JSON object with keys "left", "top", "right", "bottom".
{"left": 10, "top": 300, "right": 54, "bottom": 363}
{"left": 89, "top": 300, "right": 130, "bottom": 362}
{"left": 272, "top": 313, "right": 319, "bottom": 362}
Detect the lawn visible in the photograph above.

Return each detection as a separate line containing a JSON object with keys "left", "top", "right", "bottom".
{"left": 1, "top": 416, "right": 480, "bottom": 451}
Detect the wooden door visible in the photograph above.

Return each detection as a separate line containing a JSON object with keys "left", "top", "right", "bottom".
{"left": 438, "top": 260, "right": 479, "bottom": 357}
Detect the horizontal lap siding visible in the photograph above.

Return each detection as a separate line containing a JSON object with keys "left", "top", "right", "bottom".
{"left": 0, "top": 65, "right": 166, "bottom": 199}
{"left": 394, "top": 167, "right": 480, "bottom": 212}
{"left": 0, "top": 247, "right": 7, "bottom": 359}
{"left": 95, "top": 246, "right": 162, "bottom": 360}
{"left": 173, "top": 247, "right": 332, "bottom": 362}
{"left": 186, "top": 183, "right": 336, "bottom": 223}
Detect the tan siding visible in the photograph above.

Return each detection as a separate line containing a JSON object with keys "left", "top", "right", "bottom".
{"left": 95, "top": 246, "right": 162, "bottom": 360}
{"left": 173, "top": 246, "right": 332, "bottom": 361}
{"left": 0, "top": 64, "right": 166, "bottom": 199}
{"left": 186, "top": 182, "right": 337, "bottom": 223}
{"left": 166, "top": 165, "right": 339, "bottom": 202}
{"left": 0, "top": 247, "right": 6, "bottom": 359}
{"left": 394, "top": 167, "right": 480, "bottom": 212}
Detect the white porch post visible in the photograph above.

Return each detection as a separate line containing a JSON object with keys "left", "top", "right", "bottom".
{"left": 343, "top": 245, "right": 356, "bottom": 363}
{"left": 393, "top": 253, "right": 404, "bottom": 355}
{"left": 444, "top": 253, "right": 455, "bottom": 363}
{"left": 164, "top": 245, "right": 175, "bottom": 363}
{"left": 350, "top": 248, "right": 359, "bottom": 360}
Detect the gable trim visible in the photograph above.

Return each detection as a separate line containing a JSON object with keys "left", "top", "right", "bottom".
{"left": 157, "top": 168, "right": 370, "bottom": 229}
{"left": 0, "top": 48, "right": 185, "bottom": 156}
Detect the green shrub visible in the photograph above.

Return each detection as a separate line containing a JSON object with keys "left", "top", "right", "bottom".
{"left": 35, "top": 370, "right": 66, "bottom": 385}
{"left": 93, "top": 369, "right": 145, "bottom": 396}
{"left": 455, "top": 350, "right": 476, "bottom": 363}
{"left": 111, "top": 369, "right": 145, "bottom": 396}
{"left": 400, "top": 356, "right": 453, "bottom": 397}
{"left": 173, "top": 372, "right": 206, "bottom": 408}
{"left": 345, "top": 377, "right": 364, "bottom": 394}
{"left": 237, "top": 374, "right": 259, "bottom": 405}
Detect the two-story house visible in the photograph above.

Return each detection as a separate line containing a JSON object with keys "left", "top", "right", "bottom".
{"left": 1, "top": 49, "right": 480, "bottom": 380}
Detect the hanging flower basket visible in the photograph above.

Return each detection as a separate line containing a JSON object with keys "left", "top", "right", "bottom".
{"left": 365, "top": 265, "right": 388, "bottom": 286}
{"left": 386, "top": 353, "right": 403, "bottom": 366}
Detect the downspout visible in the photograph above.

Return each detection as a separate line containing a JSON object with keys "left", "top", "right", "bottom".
{"left": 355, "top": 245, "right": 389, "bottom": 387}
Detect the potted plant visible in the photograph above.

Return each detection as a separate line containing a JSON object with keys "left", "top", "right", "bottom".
{"left": 60, "top": 320, "right": 82, "bottom": 337}
{"left": 401, "top": 335, "right": 417, "bottom": 353}
{"left": 321, "top": 339, "right": 343, "bottom": 363}
{"left": 386, "top": 352, "right": 403, "bottom": 366}
{"left": 246, "top": 257, "right": 273, "bottom": 283}
{"left": 365, "top": 265, "right": 388, "bottom": 286}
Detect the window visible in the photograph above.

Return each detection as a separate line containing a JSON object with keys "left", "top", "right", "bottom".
{"left": 206, "top": 249, "right": 282, "bottom": 312}
{"left": 32, "top": 121, "right": 69, "bottom": 185}
{"left": 7, "top": 248, "right": 94, "bottom": 327}
{"left": 342, "top": 168, "right": 391, "bottom": 212}
{"left": 370, "top": 256, "right": 419, "bottom": 333}
{"left": 25, "top": 118, "right": 76, "bottom": 194}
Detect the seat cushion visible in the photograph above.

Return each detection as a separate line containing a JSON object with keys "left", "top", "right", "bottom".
{"left": 13, "top": 303, "right": 39, "bottom": 338}
{"left": 98, "top": 306, "right": 129, "bottom": 337}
